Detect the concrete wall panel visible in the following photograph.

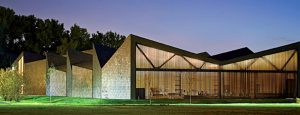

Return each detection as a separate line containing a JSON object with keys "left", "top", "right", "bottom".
{"left": 101, "top": 38, "right": 131, "bottom": 99}
{"left": 72, "top": 65, "right": 93, "bottom": 98}
{"left": 24, "top": 59, "right": 47, "bottom": 95}
{"left": 46, "top": 70, "right": 66, "bottom": 96}
{"left": 93, "top": 47, "right": 102, "bottom": 98}
{"left": 66, "top": 55, "right": 72, "bottom": 96}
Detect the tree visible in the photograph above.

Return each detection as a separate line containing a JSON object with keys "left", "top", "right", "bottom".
{"left": 69, "top": 24, "right": 90, "bottom": 50}
{"left": 0, "top": 69, "right": 23, "bottom": 101}
{"left": 1, "top": 6, "right": 66, "bottom": 54}
{"left": 46, "top": 65, "right": 56, "bottom": 103}
{"left": 0, "top": 5, "right": 126, "bottom": 66}
{"left": 90, "top": 31, "right": 125, "bottom": 48}
{"left": 34, "top": 19, "right": 65, "bottom": 53}
{"left": 0, "top": 7, "right": 18, "bottom": 68}
{"left": 0, "top": 6, "right": 15, "bottom": 48}
{"left": 56, "top": 24, "right": 90, "bottom": 54}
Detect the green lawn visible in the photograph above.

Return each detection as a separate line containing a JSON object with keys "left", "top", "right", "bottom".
{"left": 1, "top": 104, "right": 300, "bottom": 115}
{"left": 2, "top": 95, "right": 297, "bottom": 105}
{"left": 1, "top": 96, "right": 300, "bottom": 115}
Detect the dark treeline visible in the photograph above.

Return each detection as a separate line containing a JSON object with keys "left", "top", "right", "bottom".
{"left": 0, "top": 6, "right": 126, "bottom": 68}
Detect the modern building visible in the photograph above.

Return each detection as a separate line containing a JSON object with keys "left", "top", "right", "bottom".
{"left": 46, "top": 52, "right": 67, "bottom": 96}
{"left": 66, "top": 49, "right": 93, "bottom": 98}
{"left": 100, "top": 34, "right": 299, "bottom": 99}
{"left": 12, "top": 51, "right": 47, "bottom": 95}
{"left": 12, "top": 34, "right": 300, "bottom": 100}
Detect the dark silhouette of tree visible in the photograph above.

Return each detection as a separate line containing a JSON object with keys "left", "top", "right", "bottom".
{"left": 0, "top": 6, "right": 15, "bottom": 49}
{"left": 0, "top": 6, "right": 126, "bottom": 67}
{"left": 91, "top": 31, "right": 125, "bottom": 49}
{"left": 0, "top": 6, "right": 19, "bottom": 68}
{"left": 57, "top": 24, "right": 90, "bottom": 54}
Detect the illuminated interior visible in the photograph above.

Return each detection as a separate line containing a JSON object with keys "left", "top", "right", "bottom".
{"left": 10, "top": 35, "right": 299, "bottom": 100}
{"left": 135, "top": 44, "right": 298, "bottom": 99}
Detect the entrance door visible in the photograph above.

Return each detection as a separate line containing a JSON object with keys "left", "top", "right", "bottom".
{"left": 136, "top": 88, "right": 145, "bottom": 99}
{"left": 286, "top": 79, "right": 295, "bottom": 98}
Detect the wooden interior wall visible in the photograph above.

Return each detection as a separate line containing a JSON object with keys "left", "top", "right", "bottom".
{"left": 137, "top": 44, "right": 174, "bottom": 68}
{"left": 222, "top": 50, "right": 297, "bottom": 98}
{"left": 161, "top": 56, "right": 193, "bottom": 69}
{"left": 136, "top": 44, "right": 298, "bottom": 99}
{"left": 223, "top": 50, "right": 297, "bottom": 71}
{"left": 223, "top": 72, "right": 296, "bottom": 98}
{"left": 136, "top": 44, "right": 219, "bottom": 69}
{"left": 136, "top": 71, "right": 219, "bottom": 99}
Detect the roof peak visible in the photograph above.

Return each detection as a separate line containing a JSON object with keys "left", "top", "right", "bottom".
{"left": 211, "top": 47, "right": 254, "bottom": 61}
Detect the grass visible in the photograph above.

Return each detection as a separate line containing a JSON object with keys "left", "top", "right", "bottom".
{"left": 1, "top": 104, "right": 300, "bottom": 115}
{"left": 1, "top": 95, "right": 296, "bottom": 105}
{"left": 1, "top": 96, "right": 300, "bottom": 115}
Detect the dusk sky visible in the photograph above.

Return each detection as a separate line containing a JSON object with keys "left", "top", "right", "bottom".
{"left": 1, "top": 0, "right": 300, "bottom": 55}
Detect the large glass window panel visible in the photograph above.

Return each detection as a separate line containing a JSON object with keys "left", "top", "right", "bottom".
{"left": 201, "top": 62, "right": 219, "bottom": 69}
{"left": 263, "top": 50, "right": 295, "bottom": 70}
{"left": 248, "top": 58, "right": 276, "bottom": 70}
{"left": 223, "top": 72, "right": 295, "bottom": 98}
{"left": 284, "top": 52, "right": 297, "bottom": 71}
{"left": 161, "top": 55, "right": 194, "bottom": 69}
{"left": 136, "top": 47, "right": 153, "bottom": 68}
{"left": 222, "top": 63, "right": 240, "bottom": 70}
{"left": 226, "top": 50, "right": 298, "bottom": 71}
{"left": 184, "top": 56, "right": 204, "bottom": 68}
{"left": 136, "top": 71, "right": 220, "bottom": 99}
{"left": 137, "top": 44, "right": 174, "bottom": 67}
{"left": 236, "top": 59, "right": 255, "bottom": 70}
{"left": 223, "top": 72, "right": 254, "bottom": 98}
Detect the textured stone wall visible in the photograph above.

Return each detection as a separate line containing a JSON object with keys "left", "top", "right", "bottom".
{"left": 297, "top": 49, "right": 300, "bottom": 97}
{"left": 72, "top": 65, "right": 93, "bottom": 98}
{"left": 24, "top": 59, "right": 47, "bottom": 95}
{"left": 46, "top": 70, "right": 66, "bottom": 96}
{"left": 16, "top": 56, "right": 24, "bottom": 76}
{"left": 92, "top": 47, "right": 102, "bottom": 98}
{"left": 66, "top": 56, "right": 72, "bottom": 96}
{"left": 101, "top": 38, "right": 131, "bottom": 99}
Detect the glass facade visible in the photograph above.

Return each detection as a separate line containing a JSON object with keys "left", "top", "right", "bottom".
{"left": 136, "top": 71, "right": 219, "bottom": 99}
{"left": 135, "top": 44, "right": 298, "bottom": 99}
{"left": 222, "top": 50, "right": 297, "bottom": 71}
{"left": 222, "top": 72, "right": 296, "bottom": 98}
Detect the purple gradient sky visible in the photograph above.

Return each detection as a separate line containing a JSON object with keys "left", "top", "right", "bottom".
{"left": 1, "top": 0, "right": 300, "bottom": 55}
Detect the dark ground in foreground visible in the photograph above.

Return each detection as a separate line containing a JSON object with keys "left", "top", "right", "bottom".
{"left": 0, "top": 105, "right": 300, "bottom": 115}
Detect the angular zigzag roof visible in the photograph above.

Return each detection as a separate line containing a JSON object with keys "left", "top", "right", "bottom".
{"left": 129, "top": 34, "right": 300, "bottom": 65}
{"left": 211, "top": 47, "right": 254, "bottom": 61}
{"left": 46, "top": 52, "right": 67, "bottom": 72}
{"left": 67, "top": 49, "right": 93, "bottom": 70}
{"left": 94, "top": 44, "right": 116, "bottom": 67}
{"left": 12, "top": 34, "right": 300, "bottom": 67}
{"left": 13, "top": 51, "right": 46, "bottom": 65}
